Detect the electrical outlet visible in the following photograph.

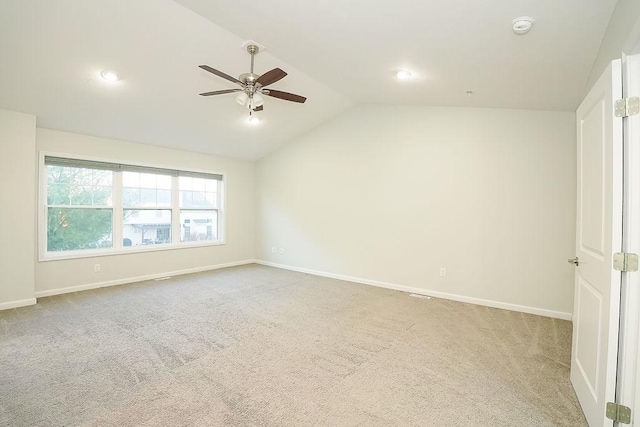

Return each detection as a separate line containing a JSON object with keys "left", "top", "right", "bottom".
{"left": 271, "top": 246, "right": 277, "bottom": 253}
{"left": 440, "top": 268, "right": 446, "bottom": 277}
{"left": 279, "top": 248, "right": 285, "bottom": 255}
{"left": 94, "top": 264, "right": 101, "bottom": 273}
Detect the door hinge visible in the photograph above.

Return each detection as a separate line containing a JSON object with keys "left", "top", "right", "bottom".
{"left": 615, "top": 97, "right": 640, "bottom": 117}
{"left": 606, "top": 402, "right": 631, "bottom": 424}
{"left": 614, "top": 253, "right": 639, "bottom": 272}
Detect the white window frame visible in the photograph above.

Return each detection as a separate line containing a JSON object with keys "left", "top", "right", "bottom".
{"left": 38, "top": 151, "right": 226, "bottom": 261}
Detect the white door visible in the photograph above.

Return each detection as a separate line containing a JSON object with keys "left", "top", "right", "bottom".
{"left": 571, "top": 59, "right": 624, "bottom": 426}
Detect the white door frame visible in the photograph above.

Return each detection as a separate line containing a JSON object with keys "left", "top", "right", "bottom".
{"left": 616, "top": 18, "right": 640, "bottom": 426}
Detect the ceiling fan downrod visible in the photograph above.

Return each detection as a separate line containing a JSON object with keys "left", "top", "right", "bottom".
{"left": 239, "top": 45, "right": 260, "bottom": 88}
{"left": 247, "top": 44, "right": 259, "bottom": 75}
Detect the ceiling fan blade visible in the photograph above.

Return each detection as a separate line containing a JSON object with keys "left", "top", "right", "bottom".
{"left": 264, "top": 89, "right": 307, "bottom": 103}
{"left": 199, "top": 89, "right": 242, "bottom": 96}
{"left": 256, "top": 68, "right": 287, "bottom": 87}
{"left": 199, "top": 65, "right": 244, "bottom": 86}
{"left": 253, "top": 105, "right": 264, "bottom": 112}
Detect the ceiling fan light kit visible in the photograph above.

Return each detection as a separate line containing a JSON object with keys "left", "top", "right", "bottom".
{"left": 199, "top": 43, "right": 307, "bottom": 122}
{"left": 235, "top": 92, "right": 248, "bottom": 106}
{"left": 252, "top": 92, "right": 264, "bottom": 108}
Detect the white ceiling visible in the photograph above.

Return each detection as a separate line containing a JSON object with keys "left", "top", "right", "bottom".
{"left": 176, "top": 0, "right": 618, "bottom": 110}
{"left": 0, "top": 0, "right": 618, "bottom": 160}
{"left": 0, "top": 0, "right": 352, "bottom": 160}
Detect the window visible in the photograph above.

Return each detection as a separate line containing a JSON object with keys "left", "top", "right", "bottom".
{"left": 179, "top": 176, "right": 218, "bottom": 242}
{"left": 123, "top": 171, "right": 172, "bottom": 246}
{"left": 46, "top": 164, "right": 113, "bottom": 252}
{"left": 42, "top": 156, "right": 224, "bottom": 259}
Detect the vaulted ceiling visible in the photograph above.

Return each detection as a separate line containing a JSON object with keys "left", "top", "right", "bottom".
{"left": 0, "top": 0, "right": 618, "bottom": 160}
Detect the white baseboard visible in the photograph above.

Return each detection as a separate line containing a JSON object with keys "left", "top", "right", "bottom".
{"left": 31, "top": 259, "right": 573, "bottom": 321}
{"left": 256, "top": 260, "right": 572, "bottom": 321}
{"left": 0, "top": 298, "right": 37, "bottom": 311}
{"left": 34, "top": 259, "right": 257, "bottom": 298}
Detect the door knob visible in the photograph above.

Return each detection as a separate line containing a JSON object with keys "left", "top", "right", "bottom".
{"left": 568, "top": 257, "right": 579, "bottom": 266}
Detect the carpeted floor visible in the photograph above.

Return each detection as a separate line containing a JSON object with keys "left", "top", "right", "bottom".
{"left": 0, "top": 264, "right": 586, "bottom": 426}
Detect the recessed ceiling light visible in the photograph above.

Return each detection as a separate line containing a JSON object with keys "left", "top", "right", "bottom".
{"left": 396, "top": 70, "right": 413, "bottom": 80}
{"left": 512, "top": 17, "right": 535, "bottom": 35}
{"left": 100, "top": 70, "right": 119, "bottom": 82}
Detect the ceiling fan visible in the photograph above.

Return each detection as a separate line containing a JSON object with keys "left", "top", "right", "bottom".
{"left": 198, "top": 44, "right": 307, "bottom": 114}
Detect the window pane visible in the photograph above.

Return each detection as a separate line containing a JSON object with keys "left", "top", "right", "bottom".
{"left": 122, "top": 188, "right": 140, "bottom": 206}
{"left": 122, "top": 172, "right": 139, "bottom": 187}
{"left": 139, "top": 173, "right": 156, "bottom": 188}
{"left": 205, "top": 193, "right": 216, "bottom": 208}
{"left": 180, "top": 190, "right": 193, "bottom": 207}
{"left": 179, "top": 177, "right": 218, "bottom": 208}
{"left": 47, "top": 208, "right": 113, "bottom": 251}
{"left": 205, "top": 179, "right": 217, "bottom": 193}
{"left": 140, "top": 188, "right": 156, "bottom": 206}
{"left": 47, "top": 182, "right": 70, "bottom": 205}
{"left": 123, "top": 210, "right": 171, "bottom": 246}
{"left": 192, "top": 178, "right": 205, "bottom": 191}
{"left": 90, "top": 187, "right": 111, "bottom": 206}
{"left": 123, "top": 171, "right": 172, "bottom": 208}
{"left": 180, "top": 210, "right": 217, "bottom": 242}
{"left": 179, "top": 176, "right": 192, "bottom": 191}
{"left": 157, "top": 175, "right": 172, "bottom": 190}
{"left": 192, "top": 191, "right": 206, "bottom": 207}
{"left": 158, "top": 189, "right": 171, "bottom": 205}
{"left": 180, "top": 190, "right": 216, "bottom": 208}
{"left": 47, "top": 165, "right": 112, "bottom": 206}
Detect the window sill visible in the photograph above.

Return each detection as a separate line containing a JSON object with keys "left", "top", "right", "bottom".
{"left": 39, "top": 240, "right": 226, "bottom": 262}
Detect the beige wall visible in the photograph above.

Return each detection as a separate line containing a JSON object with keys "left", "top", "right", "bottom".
{"left": 1, "top": 105, "right": 578, "bottom": 319}
{"left": 0, "top": 109, "right": 36, "bottom": 308}
{"left": 36, "top": 128, "right": 255, "bottom": 294}
{"left": 255, "top": 105, "right": 576, "bottom": 316}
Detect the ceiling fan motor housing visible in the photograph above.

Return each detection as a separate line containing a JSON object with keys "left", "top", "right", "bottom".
{"left": 240, "top": 73, "right": 259, "bottom": 86}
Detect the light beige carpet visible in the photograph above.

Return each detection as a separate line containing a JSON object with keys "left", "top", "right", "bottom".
{"left": 0, "top": 264, "right": 586, "bottom": 426}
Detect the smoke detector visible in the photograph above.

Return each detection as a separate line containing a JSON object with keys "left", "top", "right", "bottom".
{"left": 512, "top": 16, "right": 535, "bottom": 35}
